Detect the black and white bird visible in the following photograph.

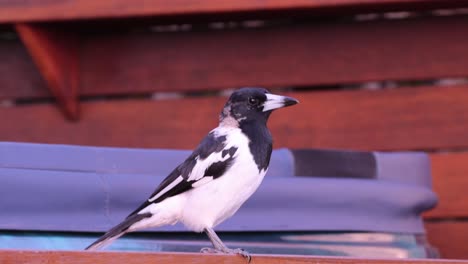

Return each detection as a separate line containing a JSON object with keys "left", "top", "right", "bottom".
{"left": 85, "top": 87, "right": 299, "bottom": 260}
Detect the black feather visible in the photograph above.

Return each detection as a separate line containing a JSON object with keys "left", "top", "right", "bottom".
{"left": 222, "top": 147, "right": 237, "bottom": 158}
{"left": 239, "top": 120, "right": 273, "bottom": 172}
{"left": 223, "top": 87, "right": 273, "bottom": 172}
{"left": 85, "top": 212, "right": 151, "bottom": 250}
{"left": 204, "top": 146, "right": 237, "bottom": 179}
{"left": 127, "top": 132, "right": 234, "bottom": 217}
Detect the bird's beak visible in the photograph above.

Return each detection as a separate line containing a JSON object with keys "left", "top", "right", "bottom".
{"left": 262, "top": 93, "right": 299, "bottom": 112}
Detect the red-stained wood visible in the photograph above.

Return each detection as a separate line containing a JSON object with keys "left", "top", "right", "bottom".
{"left": 0, "top": 1, "right": 466, "bottom": 261}
{"left": 425, "top": 153, "right": 468, "bottom": 219}
{"left": 0, "top": 0, "right": 468, "bottom": 23}
{"left": 3, "top": 16, "right": 468, "bottom": 99}
{"left": 15, "top": 24, "right": 80, "bottom": 120}
{"left": 79, "top": 15, "right": 468, "bottom": 95}
{"left": 425, "top": 221, "right": 468, "bottom": 260}
{"left": 0, "top": 250, "right": 467, "bottom": 264}
{"left": 2, "top": 85, "right": 468, "bottom": 151}
{"left": 0, "top": 34, "right": 50, "bottom": 99}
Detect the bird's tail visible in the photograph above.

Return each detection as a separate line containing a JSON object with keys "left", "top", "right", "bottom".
{"left": 85, "top": 213, "right": 152, "bottom": 251}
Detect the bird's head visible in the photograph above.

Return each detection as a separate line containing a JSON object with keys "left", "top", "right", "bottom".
{"left": 220, "top": 87, "right": 299, "bottom": 126}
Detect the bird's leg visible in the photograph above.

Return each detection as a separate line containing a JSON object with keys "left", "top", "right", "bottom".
{"left": 200, "top": 228, "right": 251, "bottom": 262}
{"left": 203, "top": 227, "right": 229, "bottom": 252}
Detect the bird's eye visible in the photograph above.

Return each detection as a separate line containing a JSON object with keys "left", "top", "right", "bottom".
{"left": 248, "top": 97, "right": 259, "bottom": 106}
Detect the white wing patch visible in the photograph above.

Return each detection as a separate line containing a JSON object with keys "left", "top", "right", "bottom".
{"left": 187, "top": 126, "right": 241, "bottom": 182}
{"left": 187, "top": 152, "right": 233, "bottom": 182}
{"left": 147, "top": 126, "right": 244, "bottom": 203}
{"left": 191, "top": 176, "right": 213, "bottom": 188}
{"left": 148, "top": 176, "right": 184, "bottom": 202}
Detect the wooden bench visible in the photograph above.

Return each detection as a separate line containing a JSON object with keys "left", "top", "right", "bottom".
{"left": 1, "top": 0, "right": 468, "bottom": 262}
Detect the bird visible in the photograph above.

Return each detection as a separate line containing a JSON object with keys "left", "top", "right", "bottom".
{"left": 85, "top": 87, "right": 299, "bottom": 261}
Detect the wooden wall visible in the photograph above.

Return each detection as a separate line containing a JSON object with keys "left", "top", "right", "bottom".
{"left": 1, "top": 0, "right": 468, "bottom": 260}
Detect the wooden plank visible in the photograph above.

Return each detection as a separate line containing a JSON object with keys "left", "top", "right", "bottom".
{"left": 79, "top": 15, "right": 468, "bottom": 95}
{"left": 3, "top": 15, "right": 468, "bottom": 99}
{"left": 425, "top": 221, "right": 468, "bottom": 260}
{"left": 2, "top": 85, "right": 468, "bottom": 151}
{"left": 0, "top": 36, "right": 50, "bottom": 99}
{"left": 425, "top": 153, "right": 468, "bottom": 219}
{"left": 0, "top": 0, "right": 468, "bottom": 23}
{"left": 16, "top": 24, "right": 80, "bottom": 120}
{"left": 0, "top": 250, "right": 467, "bottom": 264}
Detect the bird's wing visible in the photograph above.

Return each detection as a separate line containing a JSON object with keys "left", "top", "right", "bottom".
{"left": 127, "top": 129, "right": 238, "bottom": 217}
{"left": 87, "top": 130, "right": 238, "bottom": 250}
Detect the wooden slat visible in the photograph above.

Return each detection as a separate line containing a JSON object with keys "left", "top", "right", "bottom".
{"left": 2, "top": 85, "right": 468, "bottom": 151}
{"left": 3, "top": 15, "right": 468, "bottom": 99}
{"left": 0, "top": 0, "right": 467, "bottom": 23}
{"left": 425, "top": 221, "right": 468, "bottom": 260}
{"left": 0, "top": 250, "right": 467, "bottom": 264}
{"left": 79, "top": 15, "right": 468, "bottom": 95}
{"left": 0, "top": 36, "right": 49, "bottom": 99}
{"left": 16, "top": 24, "right": 80, "bottom": 120}
{"left": 425, "top": 153, "right": 468, "bottom": 219}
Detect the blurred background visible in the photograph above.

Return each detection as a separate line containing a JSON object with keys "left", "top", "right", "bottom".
{"left": 1, "top": 0, "right": 468, "bottom": 261}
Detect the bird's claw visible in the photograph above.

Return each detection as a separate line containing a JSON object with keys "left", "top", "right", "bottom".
{"left": 200, "top": 247, "right": 251, "bottom": 263}
{"left": 229, "top": 248, "right": 251, "bottom": 263}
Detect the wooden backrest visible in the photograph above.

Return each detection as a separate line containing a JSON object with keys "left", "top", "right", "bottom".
{"left": 1, "top": 0, "right": 468, "bottom": 260}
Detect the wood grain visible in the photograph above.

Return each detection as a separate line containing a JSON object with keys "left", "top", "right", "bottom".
{"left": 80, "top": 15, "right": 468, "bottom": 95}
{"left": 425, "top": 221, "right": 468, "bottom": 260}
{"left": 0, "top": 249, "right": 467, "bottom": 264}
{"left": 16, "top": 24, "right": 80, "bottom": 120}
{"left": 2, "top": 85, "right": 468, "bottom": 151}
{"left": 3, "top": 16, "right": 468, "bottom": 99}
{"left": 0, "top": 36, "right": 50, "bottom": 99}
{"left": 0, "top": 0, "right": 468, "bottom": 23}
{"left": 425, "top": 153, "right": 468, "bottom": 219}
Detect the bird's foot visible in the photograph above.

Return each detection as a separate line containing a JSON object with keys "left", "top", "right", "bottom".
{"left": 226, "top": 248, "right": 251, "bottom": 263}
{"left": 200, "top": 247, "right": 251, "bottom": 263}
